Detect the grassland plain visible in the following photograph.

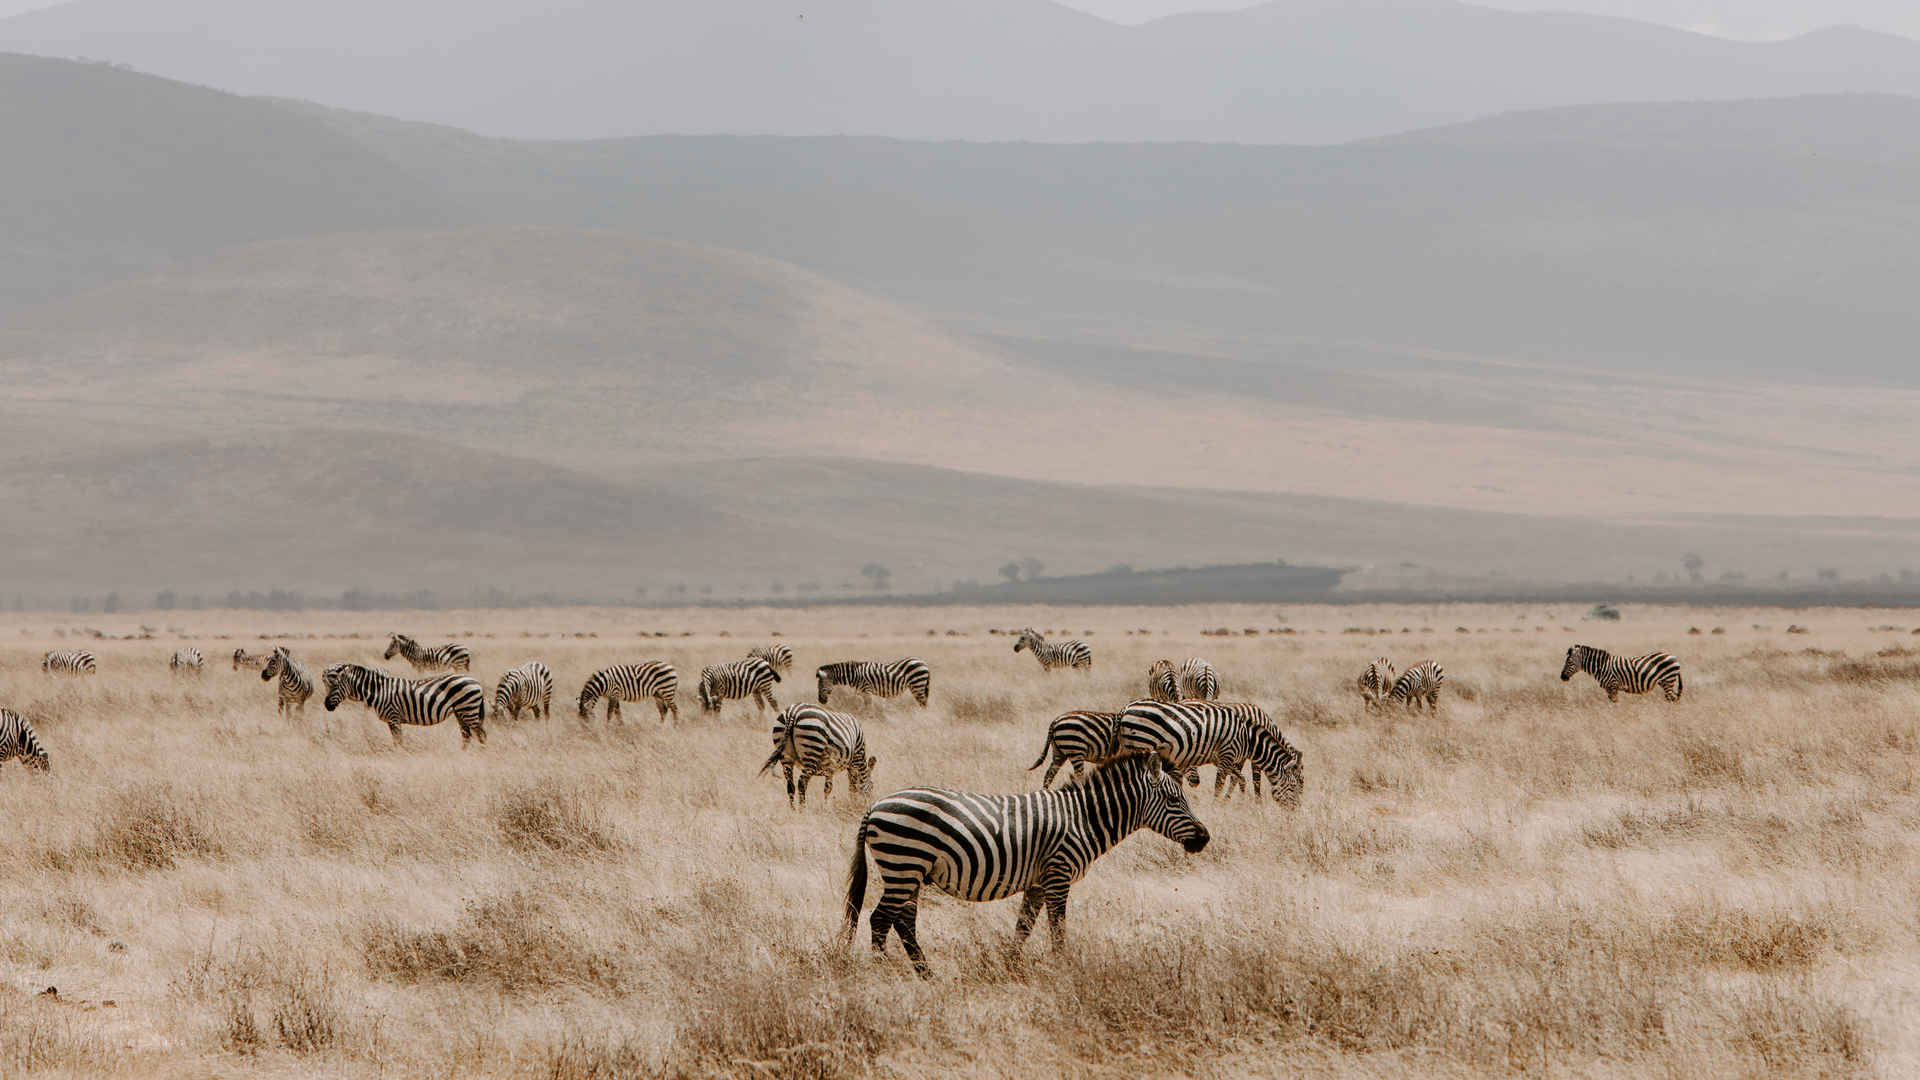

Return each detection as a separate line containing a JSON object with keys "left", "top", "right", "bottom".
{"left": 0, "top": 603, "right": 1915, "bottom": 1078}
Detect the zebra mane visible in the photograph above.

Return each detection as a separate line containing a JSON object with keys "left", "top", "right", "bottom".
{"left": 1063, "top": 752, "right": 1162, "bottom": 790}
{"left": 817, "top": 661, "right": 863, "bottom": 678}
{"left": 1571, "top": 644, "right": 1609, "bottom": 664}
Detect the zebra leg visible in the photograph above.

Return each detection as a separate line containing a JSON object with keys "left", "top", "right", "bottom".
{"left": 797, "top": 774, "right": 810, "bottom": 810}
{"left": 606, "top": 699, "right": 621, "bottom": 724}
{"left": 1043, "top": 878, "right": 1071, "bottom": 952}
{"left": 894, "top": 901, "right": 930, "bottom": 977}
{"left": 1011, "top": 887, "right": 1046, "bottom": 955}
{"left": 387, "top": 722, "right": 404, "bottom": 746}
{"left": 783, "top": 763, "right": 796, "bottom": 809}
{"left": 1213, "top": 767, "right": 1228, "bottom": 799}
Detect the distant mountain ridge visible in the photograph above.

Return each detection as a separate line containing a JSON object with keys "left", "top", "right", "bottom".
{"left": 6, "top": 0, "right": 1920, "bottom": 142}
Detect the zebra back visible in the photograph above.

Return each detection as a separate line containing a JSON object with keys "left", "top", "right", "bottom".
{"left": 1178, "top": 658, "right": 1219, "bottom": 700}
{"left": 42, "top": 650, "right": 97, "bottom": 675}
{"left": 747, "top": 642, "right": 795, "bottom": 676}
{"left": 1147, "top": 661, "right": 1180, "bottom": 703}
{"left": 0, "top": 709, "right": 49, "bottom": 771}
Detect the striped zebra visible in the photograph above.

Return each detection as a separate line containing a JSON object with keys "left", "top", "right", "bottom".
{"left": 816, "top": 659, "right": 932, "bottom": 708}
{"left": 1377, "top": 660, "right": 1446, "bottom": 712}
{"left": 1357, "top": 657, "right": 1397, "bottom": 708}
{"left": 233, "top": 648, "right": 270, "bottom": 672}
{"left": 494, "top": 661, "right": 554, "bottom": 722}
{"left": 0, "top": 709, "right": 50, "bottom": 772}
{"left": 758, "top": 704, "right": 874, "bottom": 809}
{"left": 259, "top": 646, "right": 314, "bottom": 716}
{"left": 748, "top": 642, "right": 795, "bottom": 677}
{"left": 1147, "top": 661, "right": 1180, "bottom": 703}
{"left": 1561, "top": 645, "right": 1683, "bottom": 703}
{"left": 699, "top": 657, "right": 781, "bottom": 715}
{"left": 384, "top": 633, "right": 472, "bottom": 673}
{"left": 1179, "top": 658, "right": 1219, "bottom": 700}
{"left": 323, "top": 662, "right": 487, "bottom": 747}
{"left": 843, "top": 752, "right": 1210, "bottom": 976}
{"left": 577, "top": 661, "right": 679, "bottom": 724}
{"left": 1116, "top": 699, "right": 1305, "bottom": 807}
{"left": 170, "top": 648, "right": 204, "bottom": 674}
{"left": 41, "top": 650, "right": 96, "bottom": 676}
{"left": 1013, "top": 628, "right": 1092, "bottom": 672}
{"left": 1027, "top": 709, "right": 1201, "bottom": 789}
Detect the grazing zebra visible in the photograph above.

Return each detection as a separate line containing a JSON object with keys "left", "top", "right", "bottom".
{"left": 383, "top": 633, "right": 472, "bottom": 673}
{"left": 1116, "top": 699, "right": 1305, "bottom": 807}
{"left": 494, "top": 661, "right": 554, "bottom": 722}
{"left": 1357, "top": 657, "right": 1397, "bottom": 708}
{"left": 1147, "top": 661, "right": 1180, "bottom": 703}
{"left": 1179, "top": 658, "right": 1219, "bottom": 701}
{"left": 1561, "top": 645, "right": 1683, "bottom": 703}
{"left": 577, "top": 661, "right": 679, "bottom": 724}
{"left": 1028, "top": 709, "right": 1202, "bottom": 789}
{"left": 0, "top": 710, "right": 50, "bottom": 772}
{"left": 1013, "top": 628, "right": 1093, "bottom": 672}
{"left": 170, "top": 648, "right": 204, "bottom": 674}
{"left": 698, "top": 657, "right": 781, "bottom": 716}
{"left": 748, "top": 642, "right": 795, "bottom": 676}
{"left": 816, "top": 659, "right": 931, "bottom": 708}
{"left": 323, "top": 663, "right": 487, "bottom": 747}
{"left": 844, "top": 753, "right": 1210, "bottom": 976}
{"left": 1376, "top": 660, "right": 1446, "bottom": 712}
{"left": 41, "top": 650, "right": 96, "bottom": 676}
{"left": 758, "top": 704, "right": 874, "bottom": 809}
{"left": 233, "top": 648, "right": 270, "bottom": 672}
{"left": 259, "top": 646, "right": 314, "bottom": 716}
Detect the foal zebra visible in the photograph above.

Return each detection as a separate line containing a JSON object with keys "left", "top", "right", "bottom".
{"left": 0, "top": 710, "right": 50, "bottom": 772}
{"left": 170, "top": 648, "right": 204, "bottom": 674}
{"left": 758, "top": 704, "right": 873, "bottom": 809}
{"left": 577, "top": 661, "right": 679, "bottom": 724}
{"left": 494, "top": 661, "right": 554, "bottom": 722}
{"left": 1376, "top": 660, "right": 1445, "bottom": 712}
{"left": 1028, "top": 709, "right": 1201, "bottom": 789}
{"left": 1013, "top": 629, "right": 1093, "bottom": 672}
{"left": 816, "top": 659, "right": 931, "bottom": 708}
{"left": 1116, "top": 699, "right": 1305, "bottom": 807}
{"left": 748, "top": 642, "right": 795, "bottom": 677}
{"left": 1357, "top": 657, "right": 1396, "bottom": 708}
{"left": 233, "top": 648, "right": 269, "bottom": 672}
{"left": 844, "top": 753, "right": 1210, "bottom": 975}
{"left": 1561, "top": 645, "right": 1683, "bottom": 703}
{"left": 259, "top": 647, "right": 314, "bottom": 716}
{"left": 384, "top": 633, "right": 472, "bottom": 673}
{"left": 698, "top": 657, "right": 781, "bottom": 715}
{"left": 324, "top": 663, "right": 487, "bottom": 747}
{"left": 42, "top": 651, "right": 96, "bottom": 676}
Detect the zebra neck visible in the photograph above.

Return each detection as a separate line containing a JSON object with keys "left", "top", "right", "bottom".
{"left": 1061, "top": 783, "right": 1135, "bottom": 854}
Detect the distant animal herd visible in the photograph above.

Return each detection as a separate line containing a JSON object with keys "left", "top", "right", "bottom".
{"left": 8, "top": 626, "right": 1688, "bottom": 973}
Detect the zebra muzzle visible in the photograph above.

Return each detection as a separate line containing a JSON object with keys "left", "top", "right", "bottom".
{"left": 1181, "top": 827, "right": 1210, "bottom": 854}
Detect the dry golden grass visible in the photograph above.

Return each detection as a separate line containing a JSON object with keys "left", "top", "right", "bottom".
{"left": 0, "top": 603, "right": 1916, "bottom": 1077}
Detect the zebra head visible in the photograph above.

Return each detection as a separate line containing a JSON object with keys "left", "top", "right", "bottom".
{"left": 1254, "top": 731, "right": 1305, "bottom": 809}
{"left": 1012, "top": 629, "right": 1040, "bottom": 654}
{"left": 697, "top": 669, "right": 720, "bottom": 713}
{"left": 261, "top": 647, "right": 289, "bottom": 683}
{"left": 815, "top": 666, "right": 833, "bottom": 705}
{"left": 23, "top": 745, "right": 49, "bottom": 772}
{"left": 1085, "top": 753, "right": 1210, "bottom": 853}
{"left": 322, "top": 662, "right": 358, "bottom": 711}
{"left": 850, "top": 754, "right": 877, "bottom": 797}
{"left": 383, "top": 634, "right": 411, "bottom": 662}
{"left": 1562, "top": 646, "right": 1595, "bottom": 681}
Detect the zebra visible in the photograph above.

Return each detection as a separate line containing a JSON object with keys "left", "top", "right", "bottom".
{"left": 699, "top": 657, "right": 781, "bottom": 715}
{"left": 1357, "top": 657, "right": 1396, "bottom": 708}
{"left": 1179, "top": 658, "right": 1219, "bottom": 700}
{"left": 1376, "top": 660, "right": 1446, "bottom": 712}
{"left": 494, "top": 661, "right": 554, "bottom": 722}
{"left": 577, "top": 661, "right": 679, "bottom": 724}
{"left": 1013, "top": 628, "right": 1092, "bottom": 672}
{"left": 1147, "top": 661, "right": 1180, "bottom": 703}
{"left": 259, "top": 646, "right": 314, "bottom": 717}
{"left": 233, "top": 648, "right": 270, "bottom": 672}
{"left": 323, "top": 662, "right": 487, "bottom": 747}
{"left": 816, "top": 659, "right": 931, "bottom": 708}
{"left": 383, "top": 633, "right": 472, "bottom": 673}
{"left": 42, "top": 650, "right": 96, "bottom": 676}
{"left": 1028, "top": 709, "right": 1205, "bottom": 789}
{"left": 757, "top": 704, "right": 874, "bottom": 809}
{"left": 1115, "top": 699, "right": 1305, "bottom": 807}
{"left": 0, "top": 710, "right": 50, "bottom": 772}
{"left": 1561, "top": 645, "right": 1683, "bottom": 703}
{"left": 843, "top": 752, "right": 1210, "bottom": 976}
{"left": 748, "top": 642, "right": 795, "bottom": 676}
{"left": 170, "top": 648, "right": 204, "bottom": 674}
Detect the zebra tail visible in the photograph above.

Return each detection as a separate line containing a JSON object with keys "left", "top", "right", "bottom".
{"left": 843, "top": 823, "right": 869, "bottom": 946}
{"left": 1674, "top": 670, "right": 1684, "bottom": 700}
{"left": 768, "top": 669, "right": 782, "bottom": 683}
{"left": 1026, "top": 731, "right": 1053, "bottom": 772}
{"left": 756, "top": 745, "right": 786, "bottom": 777}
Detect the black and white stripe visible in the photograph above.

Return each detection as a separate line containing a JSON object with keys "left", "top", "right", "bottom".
{"left": 748, "top": 642, "right": 795, "bottom": 677}
{"left": 1013, "top": 628, "right": 1093, "bottom": 672}
{"left": 1357, "top": 656, "right": 1396, "bottom": 708}
{"left": 1028, "top": 708, "right": 1202, "bottom": 789}
{"left": 324, "top": 662, "right": 487, "bottom": 747}
{"left": 1147, "top": 661, "right": 1180, "bottom": 703}
{"left": 1116, "top": 699, "right": 1305, "bottom": 807}
{"left": 42, "top": 650, "right": 96, "bottom": 676}
{"left": 233, "top": 648, "right": 270, "bottom": 672}
{"left": 699, "top": 657, "right": 781, "bottom": 715}
{"left": 1561, "top": 645, "right": 1683, "bottom": 703}
{"left": 1178, "top": 658, "right": 1219, "bottom": 700}
{"left": 0, "top": 709, "right": 49, "bottom": 772}
{"left": 384, "top": 633, "right": 472, "bottom": 673}
{"left": 758, "top": 704, "right": 873, "bottom": 809}
{"left": 1379, "top": 659, "right": 1445, "bottom": 712}
{"left": 259, "top": 646, "right": 314, "bottom": 716}
{"left": 844, "top": 753, "right": 1210, "bottom": 975}
{"left": 170, "top": 648, "right": 205, "bottom": 674}
{"left": 494, "top": 661, "right": 554, "bottom": 722}
{"left": 577, "top": 661, "right": 679, "bottom": 724}
{"left": 816, "top": 658, "right": 932, "bottom": 708}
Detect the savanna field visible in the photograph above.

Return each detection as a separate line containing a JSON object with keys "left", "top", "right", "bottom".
{"left": 1, "top": 604, "right": 1917, "bottom": 1078}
